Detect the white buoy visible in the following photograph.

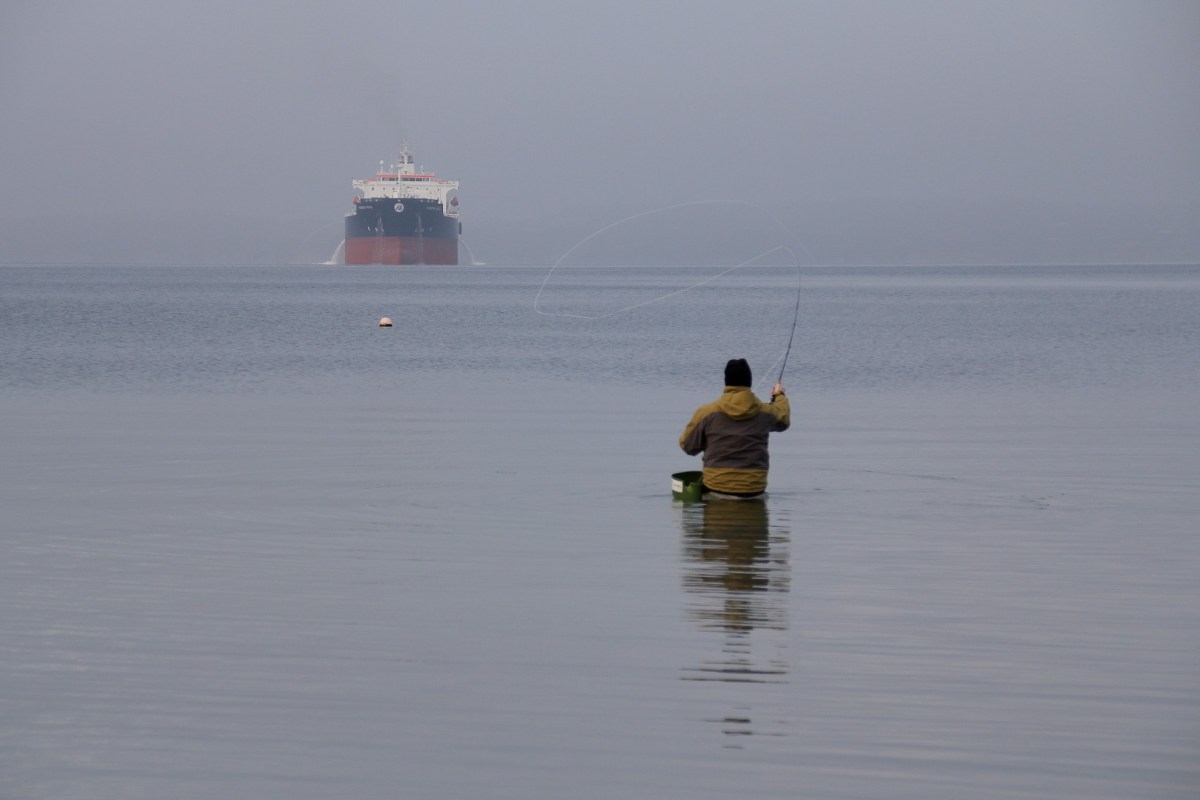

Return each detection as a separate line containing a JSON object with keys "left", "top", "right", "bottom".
{"left": 379, "top": 317, "right": 393, "bottom": 327}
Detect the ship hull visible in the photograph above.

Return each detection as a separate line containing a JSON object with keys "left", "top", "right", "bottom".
{"left": 344, "top": 197, "right": 459, "bottom": 265}
{"left": 344, "top": 236, "right": 459, "bottom": 266}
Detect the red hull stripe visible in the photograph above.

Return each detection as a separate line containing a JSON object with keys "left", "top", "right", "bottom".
{"left": 344, "top": 237, "right": 459, "bottom": 265}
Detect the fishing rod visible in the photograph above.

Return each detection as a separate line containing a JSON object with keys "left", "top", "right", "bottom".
{"left": 777, "top": 264, "right": 802, "bottom": 384}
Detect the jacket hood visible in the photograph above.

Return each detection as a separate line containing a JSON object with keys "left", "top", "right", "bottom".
{"left": 717, "top": 386, "right": 763, "bottom": 420}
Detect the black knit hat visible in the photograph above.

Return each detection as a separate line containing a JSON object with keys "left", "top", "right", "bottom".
{"left": 724, "top": 358, "right": 752, "bottom": 387}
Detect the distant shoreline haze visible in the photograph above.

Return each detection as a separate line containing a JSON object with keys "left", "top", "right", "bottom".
{"left": 1, "top": 198, "right": 1197, "bottom": 266}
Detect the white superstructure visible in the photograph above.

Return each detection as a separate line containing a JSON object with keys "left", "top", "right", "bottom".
{"left": 352, "top": 144, "right": 459, "bottom": 218}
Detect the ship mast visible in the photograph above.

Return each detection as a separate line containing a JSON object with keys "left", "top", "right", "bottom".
{"left": 397, "top": 142, "right": 415, "bottom": 176}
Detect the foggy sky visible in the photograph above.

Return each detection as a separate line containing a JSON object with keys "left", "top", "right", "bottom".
{"left": 2, "top": 0, "right": 1198, "bottom": 265}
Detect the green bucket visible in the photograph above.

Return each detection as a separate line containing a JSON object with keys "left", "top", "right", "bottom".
{"left": 671, "top": 470, "right": 704, "bottom": 502}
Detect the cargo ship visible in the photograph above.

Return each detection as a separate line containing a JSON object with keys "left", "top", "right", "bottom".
{"left": 343, "top": 145, "right": 460, "bottom": 264}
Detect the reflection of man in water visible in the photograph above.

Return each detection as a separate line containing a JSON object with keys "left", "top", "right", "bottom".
{"left": 681, "top": 499, "right": 784, "bottom": 633}
{"left": 679, "top": 359, "right": 790, "bottom": 498}
{"left": 680, "top": 497, "right": 790, "bottom": 744}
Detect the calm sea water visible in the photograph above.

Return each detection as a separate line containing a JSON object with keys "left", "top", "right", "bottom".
{"left": 2, "top": 263, "right": 1198, "bottom": 799}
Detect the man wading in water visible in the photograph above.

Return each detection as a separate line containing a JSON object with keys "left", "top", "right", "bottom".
{"left": 679, "top": 358, "right": 790, "bottom": 498}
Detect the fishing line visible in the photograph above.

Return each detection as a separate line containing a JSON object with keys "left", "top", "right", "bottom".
{"left": 532, "top": 199, "right": 812, "bottom": 391}
{"left": 534, "top": 244, "right": 798, "bottom": 321}
{"left": 534, "top": 200, "right": 733, "bottom": 316}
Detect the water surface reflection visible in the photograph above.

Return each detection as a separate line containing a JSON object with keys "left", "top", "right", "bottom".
{"left": 679, "top": 499, "right": 791, "bottom": 744}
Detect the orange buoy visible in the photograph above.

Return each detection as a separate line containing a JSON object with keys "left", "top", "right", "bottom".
{"left": 379, "top": 317, "right": 393, "bottom": 327}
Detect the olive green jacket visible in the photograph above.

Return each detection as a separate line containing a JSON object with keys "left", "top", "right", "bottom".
{"left": 679, "top": 386, "right": 791, "bottom": 494}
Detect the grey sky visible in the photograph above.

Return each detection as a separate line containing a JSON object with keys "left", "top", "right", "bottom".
{"left": 2, "top": 0, "right": 1197, "bottom": 264}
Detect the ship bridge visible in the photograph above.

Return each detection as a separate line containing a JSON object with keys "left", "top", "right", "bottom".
{"left": 352, "top": 144, "right": 459, "bottom": 217}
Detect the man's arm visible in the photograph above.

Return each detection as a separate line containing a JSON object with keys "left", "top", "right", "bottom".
{"left": 679, "top": 408, "right": 708, "bottom": 455}
{"left": 768, "top": 382, "right": 790, "bottom": 430}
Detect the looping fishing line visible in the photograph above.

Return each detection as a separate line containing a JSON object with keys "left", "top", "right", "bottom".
{"left": 532, "top": 199, "right": 812, "bottom": 391}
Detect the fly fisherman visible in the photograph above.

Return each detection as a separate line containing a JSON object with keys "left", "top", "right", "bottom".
{"left": 679, "top": 358, "right": 790, "bottom": 498}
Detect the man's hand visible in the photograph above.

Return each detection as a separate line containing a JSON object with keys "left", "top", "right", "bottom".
{"left": 771, "top": 381, "right": 785, "bottom": 399}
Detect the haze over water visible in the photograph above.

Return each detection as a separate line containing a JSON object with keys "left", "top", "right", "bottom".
{"left": 2, "top": 262, "right": 1198, "bottom": 799}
